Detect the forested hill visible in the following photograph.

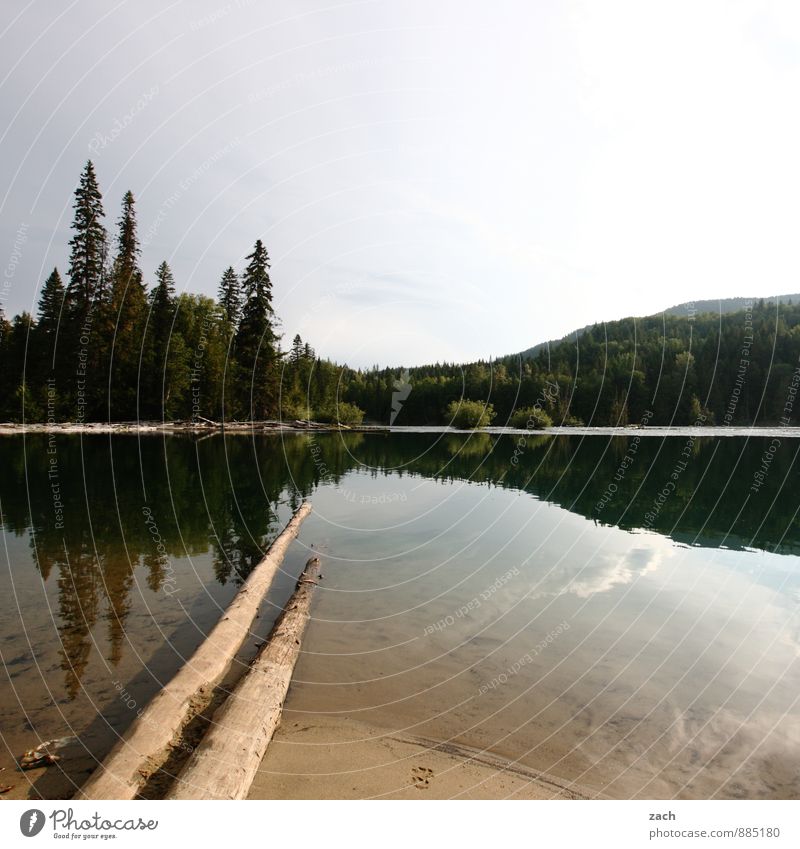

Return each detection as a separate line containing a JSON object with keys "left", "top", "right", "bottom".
{"left": 662, "top": 293, "right": 800, "bottom": 317}
{"left": 2, "top": 161, "right": 800, "bottom": 429}
{"left": 516, "top": 298, "right": 800, "bottom": 427}
{"left": 515, "top": 293, "right": 800, "bottom": 360}
{"left": 342, "top": 298, "right": 800, "bottom": 427}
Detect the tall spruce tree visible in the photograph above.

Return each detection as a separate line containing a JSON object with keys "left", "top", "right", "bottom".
{"left": 111, "top": 192, "right": 145, "bottom": 296}
{"left": 150, "top": 261, "right": 175, "bottom": 341}
{"left": 65, "top": 161, "right": 107, "bottom": 419}
{"left": 290, "top": 333, "right": 304, "bottom": 365}
{"left": 218, "top": 266, "right": 241, "bottom": 326}
{"left": 107, "top": 191, "right": 148, "bottom": 418}
{"left": 149, "top": 262, "right": 175, "bottom": 380}
{"left": 235, "top": 240, "right": 279, "bottom": 420}
{"left": 145, "top": 261, "right": 178, "bottom": 417}
{"left": 67, "top": 161, "right": 107, "bottom": 314}
{"left": 37, "top": 267, "right": 66, "bottom": 340}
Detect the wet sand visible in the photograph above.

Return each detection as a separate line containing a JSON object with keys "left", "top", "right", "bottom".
{"left": 242, "top": 490, "right": 800, "bottom": 801}
{"left": 248, "top": 715, "right": 592, "bottom": 800}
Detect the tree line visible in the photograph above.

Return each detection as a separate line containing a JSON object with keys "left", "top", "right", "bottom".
{"left": 340, "top": 300, "right": 800, "bottom": 427}
{"left": 3, "top": 161, "right": 800, "bottom": 427}
{"left": 0, "top": 161, "right": 355, "bottom": 424}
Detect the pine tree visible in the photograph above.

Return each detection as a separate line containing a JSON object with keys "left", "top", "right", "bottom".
{"left": 67, "top": 161, "right": 107, "bottom": 314}
{"left": 290, "top": 334, "right": 304, "bottom": 365}
{"left": 145, "top": 261, "right": 184, "bottom": 417}
{"left": 33, "top": 267, "right": 67, "bottom": 404}
{"left": 37, "top": 268, "right": 66, "bottom": 338}
{"left": 107, "top": 191, "right": 148, "bottom": 418}
{"left": 218, "top": 266, "right": 241, "bottom": 326}
{"left": 6, "top": 313, "right": 39, "bottom": 421}
{"left": 235, "top": 240, "right": 279, "bottom": 420}
{"left": 111, "top": 191, "right": 144, "bottom": 296}
{"left": 64, "top": 162, "right": 107, "bottom": 419}
{"left": 151, "top": 261, "right": 175, "bottom": 336}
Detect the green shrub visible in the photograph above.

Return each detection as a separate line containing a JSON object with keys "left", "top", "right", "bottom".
{"left": 510, "top": 406, "right": 553, "bottom": 429}
{"left": 316, "top": 402, "right": 365, "bottom": 425}
{"left": 336, "top": 402, "right": 365, "bottom": 425}
{"left": 445, "top": 399, "right": 495, "bottom": 429}
{"left": 281, "top": 400, "right": 312, "bottom": 421}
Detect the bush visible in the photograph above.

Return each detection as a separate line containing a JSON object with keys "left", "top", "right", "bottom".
{"left": 336, "top": 402, "right": 365, "bottom": 425}
{"left": 556, "top": 413, "right": 584, "bottom": 427}
{"left": 445, "top": 399, "right": 495, "bottom": 429}
{"left": 280, "top": 400, "right": 312, "bottom": 421}
{"left": 510, "top": 406, "right": 553, "bottom": 429}
{"left": 316, "top": 402, "right": 365, "bottom": 425}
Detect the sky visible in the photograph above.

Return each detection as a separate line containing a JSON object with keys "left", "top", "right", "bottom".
{"left": 2, "top": 0, "right": 800, "bottom": 368}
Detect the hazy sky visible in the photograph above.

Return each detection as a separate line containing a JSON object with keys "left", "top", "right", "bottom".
{"left": 2, "top": 0, "right": 800, "bottom": 367}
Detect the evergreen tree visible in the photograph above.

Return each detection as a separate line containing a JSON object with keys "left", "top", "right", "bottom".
{"left": 4, "top": 313, "right": 39, "bottom": 420}
{"left": 65, "top": 161, "right": 107, "bottom": 419}
{"left": 151, "top": 261, "right": 176, "bottom": 339}
{"left": 33, "top": 268, "right": 67, "bottom": 412}
{"left": 235, "top": 240, "right": 280, "bottom": 419}
{"left": 144, "top": 261, "right": 177, "bottom": 417}
{"left": 36, "top": 267, "right": 66, "bottom": 340}
{"left": 290, "top": 334, "right": 304, "bottom": 365}
{"left": 110, "top": 191, "right": 145, "bottom": 297}
{"left": 66, "top": 161, "right": 107, "bottom": 314}
{"left": 280, "top": 334, "right": 308, "bottom": 419}
{"left": 107, "top": 191, "right": 148, "bottom": 418}
{"left": 218, "top": 266, "right": 241, "bottom": 326}
{"left": 216, "top": 267, "right": 241, "bottom": 420}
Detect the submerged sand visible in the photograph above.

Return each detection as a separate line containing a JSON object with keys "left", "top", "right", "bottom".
{"left": 248, "top": 715, "right": 593, "bottom": 800}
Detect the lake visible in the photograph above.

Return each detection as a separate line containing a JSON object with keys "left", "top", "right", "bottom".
{"left": 1, "top": 431, "right": 799, "bottom": 798}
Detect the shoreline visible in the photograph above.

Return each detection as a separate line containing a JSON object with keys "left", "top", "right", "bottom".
{"left": 0, "top": 420, "right": 373, "bottom": 436}
{"left": 1, "top": 421, "right": 798, "bottom": 438}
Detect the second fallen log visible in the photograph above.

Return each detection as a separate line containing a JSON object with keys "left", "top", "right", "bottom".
{"left": 167, "top": 556, "right": 322, "bottom": 800}
{"left": 79, "top": 502, "right": 313, "bottom": 800}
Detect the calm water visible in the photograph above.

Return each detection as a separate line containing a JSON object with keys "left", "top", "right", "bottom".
{"left": 1, "top": 431, "right": 799, "bottom": 798}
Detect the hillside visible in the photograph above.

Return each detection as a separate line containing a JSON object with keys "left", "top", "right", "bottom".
{"left": 516, "top": 293, "right": 800, "bottom": 360}
{"left": 662, "top": 293, "right": 800, "bottom": 318}
{"left": 343, "top": 296, "right": 800, "bottom": 427}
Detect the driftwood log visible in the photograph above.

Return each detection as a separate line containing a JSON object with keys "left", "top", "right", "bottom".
{"left": 167, "top": 556, "right": 322, "bottom": 799}
{"left": 79, "top": 502, "right": 313, "bottom": 800}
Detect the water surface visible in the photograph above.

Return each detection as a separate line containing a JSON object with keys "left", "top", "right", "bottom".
{"left": 1, "top": 431, "right": 799, "bottom": 798}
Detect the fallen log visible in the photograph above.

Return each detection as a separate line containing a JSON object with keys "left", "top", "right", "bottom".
{"left": 167, "top": 555, "right": 322, "bottom": 799}
{"left": 79, "top": 502, "right": 313, "bottom": 800}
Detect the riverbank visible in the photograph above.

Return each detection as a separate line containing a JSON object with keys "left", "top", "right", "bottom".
{"left": 1, "top": 420, "right": 799, "bottom": 438}
{"left": 0, "top": 419, "right": 376, "bottom": 436}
